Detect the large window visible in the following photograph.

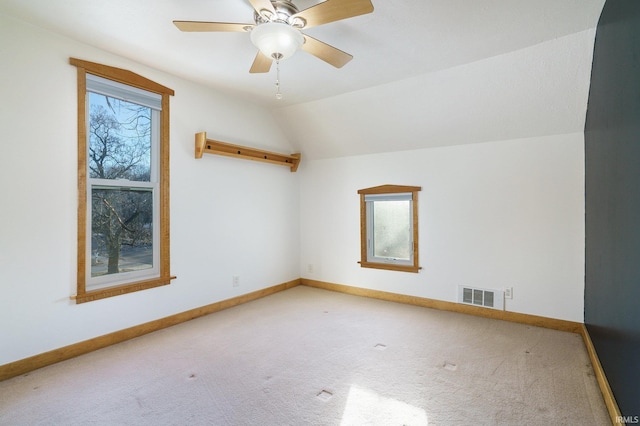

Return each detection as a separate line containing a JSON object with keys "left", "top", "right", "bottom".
{"left": 358, "top": 185, "right": 421, "bottom": 273}
{"left": 71, "top": 58, "right": 175, "bottom": 303}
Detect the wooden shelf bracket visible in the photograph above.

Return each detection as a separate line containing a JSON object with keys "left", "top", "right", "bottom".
{"left": 195, "top": 132, "right": 300, "bottom": 172}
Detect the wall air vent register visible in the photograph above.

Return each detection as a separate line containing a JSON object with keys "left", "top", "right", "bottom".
{"left": 458, "top": 286, "right": 505, "bottom": 310}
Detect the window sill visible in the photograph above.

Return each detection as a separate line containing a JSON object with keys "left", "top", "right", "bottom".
{"left": 73, "top": 275, "right": 176, "bottom": 304}
{"left": 358, "top": 261, "right": 421, "bottom": 273}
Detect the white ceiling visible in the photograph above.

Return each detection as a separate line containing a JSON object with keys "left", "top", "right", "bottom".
{"left": 0, "top": 0, "right": 604, "bottom": 107}
{"left": 0, "top": 0, "right": 606, "bottom": 158}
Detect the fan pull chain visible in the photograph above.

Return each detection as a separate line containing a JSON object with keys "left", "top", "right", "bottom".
{"left": 275, "top": 59, "right": 283, "bottom": 100}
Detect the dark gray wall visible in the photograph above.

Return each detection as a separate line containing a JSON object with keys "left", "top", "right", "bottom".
{"left": 585, "top": 0, "right": 640, "bottom": 417}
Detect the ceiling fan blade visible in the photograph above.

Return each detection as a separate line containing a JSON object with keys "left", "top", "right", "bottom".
{"left": 249, "top": 51, "right": 273, "bottom": 73}
{"left": 293, "top": 0, "right": 374, "bottom": 29}
{"left": 248, "top": 0, "right": 276, "bottom": 19}
{"left": 301, "top": 35, "right": 353, "bottom": 68}
{"left": 173, "top": 21, "right": 252, "bottom": 32}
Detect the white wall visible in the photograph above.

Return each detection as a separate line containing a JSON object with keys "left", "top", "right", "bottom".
{"left": 0, "top": 14, "right": 300, "bottom": 365}
{"left": 299, "top": 134, "right": 585, "bottom": 322}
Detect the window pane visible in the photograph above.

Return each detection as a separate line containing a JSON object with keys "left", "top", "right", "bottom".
{"left": 372, "top": 200, "right": 411, "bottom": 260}
{"left": 88, "top": 93, "right": 151, "bottom": 182}
{"left": 91, "top": 187, "right": 153, "bottom": 277}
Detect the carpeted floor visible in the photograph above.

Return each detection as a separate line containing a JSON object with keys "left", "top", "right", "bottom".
{"left": 0, "top": 286, "right": 610, "bottom": 425}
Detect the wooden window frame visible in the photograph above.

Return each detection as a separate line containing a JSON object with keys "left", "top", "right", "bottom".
{"left": 71, "top": 58, "right": 175, "bottom": 303}
{"left": 358, "top": 184, "right": 422, "bottom": 273}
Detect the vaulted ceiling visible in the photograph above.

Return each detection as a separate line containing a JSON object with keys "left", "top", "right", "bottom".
{"left": 0, "top": 0, "right": 606, "bottom": 159}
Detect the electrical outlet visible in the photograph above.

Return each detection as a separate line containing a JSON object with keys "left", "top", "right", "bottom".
{"left": 307, "top": 264, "right": 314, "bottom": 273}
{"left": 505, "top": 287, "right": 513, "bottom": 299}
{"left": 232, "top": 276, "right": 240, "bottom": 287}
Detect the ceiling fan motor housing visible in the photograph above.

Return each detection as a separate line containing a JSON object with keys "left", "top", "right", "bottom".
{"left": 254, "top": 0, "right": 306, "bottom": 28}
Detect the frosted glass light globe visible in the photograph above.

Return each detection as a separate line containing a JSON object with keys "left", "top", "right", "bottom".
{"left": 250, "top": 22, "right": 303, "bottom": 61}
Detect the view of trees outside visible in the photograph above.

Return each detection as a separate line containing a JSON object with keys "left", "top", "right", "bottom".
{"left": 88, "top": 93, "right": 154, "bottom": 277}
{"left": 372, "top": 200, "right": 411, "bottom": 260}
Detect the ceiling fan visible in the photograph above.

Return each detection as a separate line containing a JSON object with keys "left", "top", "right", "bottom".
{"left": 173, "top": 0, "right": 374, "bottom": 74}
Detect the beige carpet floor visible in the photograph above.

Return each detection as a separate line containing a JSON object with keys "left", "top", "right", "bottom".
{"left": 0, "top": 286, "right": 609, "bottom": 425}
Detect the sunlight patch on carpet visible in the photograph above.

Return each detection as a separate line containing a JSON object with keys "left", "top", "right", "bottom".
{"left": 340, "top": 385, "right": 428, "bottom": 425}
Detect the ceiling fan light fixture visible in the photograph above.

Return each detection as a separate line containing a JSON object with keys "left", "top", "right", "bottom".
{"left": 250, "top": 21, "right": 303, "bottom": 61}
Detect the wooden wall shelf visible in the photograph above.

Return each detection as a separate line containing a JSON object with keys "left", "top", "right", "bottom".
{"left": 195, "top": 132, "right": 300, "bottom": 172}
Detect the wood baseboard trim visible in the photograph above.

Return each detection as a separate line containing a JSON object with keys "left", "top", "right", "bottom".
{"left": 301, "top": 278, "right": 582, "bottom": 333}
{"left": 580, "top": 324, "right": 624, "bottom": 425}
{"left": 2, "top": 276, "right": 623, "bottom": 426}
{"left": 0, "top": 279, "right": 301, "bottom": 382}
